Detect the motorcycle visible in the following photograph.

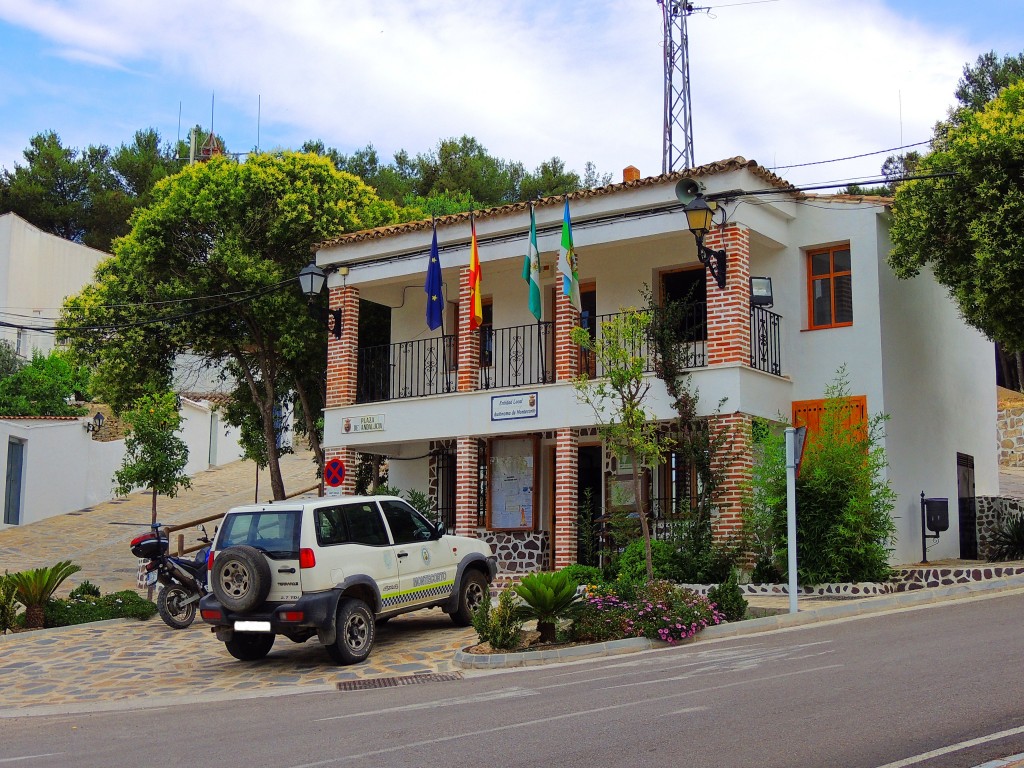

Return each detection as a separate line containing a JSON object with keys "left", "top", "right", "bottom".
{"left": 130, "top": 523, "right": 212, "bottom": 629}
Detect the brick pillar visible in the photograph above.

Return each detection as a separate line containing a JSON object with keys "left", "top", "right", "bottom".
{"left": 554, "top": 428, "right": 579, "bottom": 568}
{"left": 455, "top": 437, "right": 479, "bottom": 537}
{"left": 704, "top": 224, "right": 751, "bottom": 366}
{"left": 554, "top": 290, "right": 580, "bottom": 381}
{"left": 709, "top": 411, "right": 753, "bottom": 541}
{"left": 326, "top": 285, "right": 360, "bottom": 408}
{"left": 323, "top": 447, "right": 359, "bottom": 494}
{"left": 457, "top": 267, "right": 480, "bottom": 392}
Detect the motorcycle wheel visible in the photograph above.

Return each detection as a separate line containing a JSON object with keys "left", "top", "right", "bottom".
{"left": 157, "top": 584, "right": 197, "bottom": 629}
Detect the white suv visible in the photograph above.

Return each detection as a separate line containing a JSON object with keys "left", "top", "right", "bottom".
{"left": 199, "top": 496, "right": 496, "bottom": 664}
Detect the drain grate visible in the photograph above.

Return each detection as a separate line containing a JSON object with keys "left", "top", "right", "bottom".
{"left": 336, "top": 672, "right": 462, "bottom": 691}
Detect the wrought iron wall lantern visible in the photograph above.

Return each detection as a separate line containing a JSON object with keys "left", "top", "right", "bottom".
{"left": 298, "top": 262, "right": 346, "bottom": 339}
{"left": 83, "top": 411, "right": 105, "bottom": 433}
{"left": 682, "top": 193, "right": 727, "bottom": 290}
{"left": 750, "top": 276, "right": 774, "bottom": 307}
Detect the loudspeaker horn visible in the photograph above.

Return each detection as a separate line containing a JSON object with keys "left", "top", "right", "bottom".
{"left": 674, "top": 177, "right": 705, "bottom": 204}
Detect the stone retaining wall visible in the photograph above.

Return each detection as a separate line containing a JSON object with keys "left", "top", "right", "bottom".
{"left": 976, "top": 496, "right": 1024, "bottom": 559}
{"left": 998, "top": 403, "right": 1024, "bottom": 467}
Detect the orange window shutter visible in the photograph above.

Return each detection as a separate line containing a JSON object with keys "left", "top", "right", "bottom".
{"left": 793, "top": 395, "right": 867, "bottom": 441}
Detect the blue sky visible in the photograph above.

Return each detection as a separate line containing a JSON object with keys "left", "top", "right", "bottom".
{"left": 0, "top": 0, "right": 1022, "bottom": 190}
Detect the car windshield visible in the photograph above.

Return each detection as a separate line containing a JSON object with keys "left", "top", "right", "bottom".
{"left": 219, "top": 510, "right": 301, "bottom": 559}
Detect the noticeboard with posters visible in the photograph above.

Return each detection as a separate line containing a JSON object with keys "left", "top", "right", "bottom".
{"left": 487, "top": 436, "right": 538, "bottom": 531}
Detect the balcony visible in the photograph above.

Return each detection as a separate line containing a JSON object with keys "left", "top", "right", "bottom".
{"left": 354, "top": 306, "right": 783, "bottom": 404}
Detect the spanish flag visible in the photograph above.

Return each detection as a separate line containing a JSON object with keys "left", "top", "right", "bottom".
{"left": 469, "top": 214, "right": 483, "bottom": 330}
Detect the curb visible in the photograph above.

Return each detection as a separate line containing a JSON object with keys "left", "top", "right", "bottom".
{"left": 455, "top": 576, "right": 1024, "bottom": 669}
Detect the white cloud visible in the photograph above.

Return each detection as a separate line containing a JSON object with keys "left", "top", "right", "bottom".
{"left": 0, "top": 0, "right": 1004, "bottom": 187}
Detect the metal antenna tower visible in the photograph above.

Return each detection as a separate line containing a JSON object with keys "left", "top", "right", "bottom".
{"left": 660, "top": 0, "right": 696, "bottom": 173}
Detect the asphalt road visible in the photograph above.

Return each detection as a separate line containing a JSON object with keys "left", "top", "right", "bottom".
{"left": 3, "top": 592, "right": 1022, "bottom": 768}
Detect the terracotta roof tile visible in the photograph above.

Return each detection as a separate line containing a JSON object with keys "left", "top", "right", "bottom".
{"left": 0, "top": 415, "right": 82, "bottom": 421}
{"left": 315, "top": 156, "right": 794, "bottom": 251}
{"left": 180, "top": 392, "right": 233, "bottom": 407}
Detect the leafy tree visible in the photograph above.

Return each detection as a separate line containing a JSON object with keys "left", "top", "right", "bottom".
{"left": 414, "top": 135, "right": 525, "bottom": 206}
{"left": 0, "top": 131, "right": 90, "bottom": 242}
{"left": 889, "top": 80, "right": 1024, "bottom": 352}
{"left": 582, "top": 161, "right": 613, "bottom": 190}
{"left": 114, "top": 391, "right": 191, "bottom": 526}
{"left": 954, "top": 50, "right": 1024, "bottom": 112}
{"left": 520, "top": 157, "right": 581, "bottom": 200}
{"left": 572, "top": 309, "right": 669, "bottom": 582}
{"left": 0, "top": 340, "right": 23, "bottom": 380}
{"left": 0, "top": 349, "right": 89, "bottom": 416}
{"left": 62, "top": 152, "right": 408, "bottom": 499}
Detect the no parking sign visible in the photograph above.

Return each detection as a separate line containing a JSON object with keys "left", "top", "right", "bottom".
{"left": 324, "top": 458, "right": 345, "bottom": 497}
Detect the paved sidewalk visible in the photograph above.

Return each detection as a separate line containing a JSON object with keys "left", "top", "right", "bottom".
{"left": 0, "top": 451, "right": 320, "bottom": 596}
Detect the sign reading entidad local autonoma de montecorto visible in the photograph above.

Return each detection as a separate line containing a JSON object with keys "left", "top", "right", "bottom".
{"left": 491, "top": 392, "right": 538, "bottom": 421}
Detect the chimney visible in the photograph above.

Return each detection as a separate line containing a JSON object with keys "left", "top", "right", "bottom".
{"left": 623, "top": 166, "right": 640, "bottom": 183}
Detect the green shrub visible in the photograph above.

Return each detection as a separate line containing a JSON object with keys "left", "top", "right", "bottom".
{"left": 470, "top": 587, "right": 524, "bottom": 650}
{"left": 613, "top": 539, "right": 678, "bottom": 583}
{"left": 570, "top": 581, "right": 722, "bottom": 645}
{"left": 707, "top": 569, "right": 748, "bottom": 622}
{"left": 560, "top": 564, "right": 605, "bottom": 587}
{"left": 988, "top": 512, "right": 1024, "bottom": 561}
{"left": 514, "top": 571, "right": 581, "bottom": 643}
{"left": 42, "top": 590, "right": 157, "bottom": 627}
{"left": 69, "top": 581, "right": 101, "bottom": 599}
{"left": 744, "top": 369, "right": 897, "bottom": 585}
{"left": 0, "top": 572, "right": 20, "bottom": 633}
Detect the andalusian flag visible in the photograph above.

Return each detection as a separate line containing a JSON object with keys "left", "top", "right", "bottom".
{"left": 425, "top": 221, "right": 443, "bottom": 331}
{"left": 558, "top": 198, "right": 581, "bottom": 311}
{"left": 469, "top": 214, "right": 483, "bottom": 330}
{"left": 522, "top": 204, "right": 542, "bottom": 321}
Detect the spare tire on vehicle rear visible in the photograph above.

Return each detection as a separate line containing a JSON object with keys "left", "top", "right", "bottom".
{"left": 211, "top": 545, "right": 271, "bottom": 613}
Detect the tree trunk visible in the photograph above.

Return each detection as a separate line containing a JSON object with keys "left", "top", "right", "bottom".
{"left": 1016, "top": 351, "right": 1024, "bottom": 393}
{"left": 293, "top": 379, "right": 325, "bottom": 471}
{"left": 997, "top": 344, "right": 1014, "bottom": 390}
{"left": 630, "top": 450, "right": 655, "bottom": 583}
{"left": 150, "top": 487, "right": 157, "bottom": 526}
{"left": 259, "top": 401, "right": 285, "bottom": 499}
{"left": 24, "top": 604, "right": 44, "bottom": 629}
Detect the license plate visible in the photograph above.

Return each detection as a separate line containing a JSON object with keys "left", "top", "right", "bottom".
{"left": 234, "top": 620, "right": 272, "bottom": 632}
{"left": 144, "top": 571, "right": 158, "bottom": 586}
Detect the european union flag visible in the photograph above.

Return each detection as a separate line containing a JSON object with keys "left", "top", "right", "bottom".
{"left": 425, "top": 222, "right": 443, "bottom": 330}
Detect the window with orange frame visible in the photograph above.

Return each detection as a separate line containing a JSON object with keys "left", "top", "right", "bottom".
{"left": 807, "top": 244, "right": 853, "bottom": 330}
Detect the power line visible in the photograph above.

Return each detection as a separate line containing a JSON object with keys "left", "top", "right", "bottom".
{"left": 771, "top": 140, "right": 931, "bottom": 171}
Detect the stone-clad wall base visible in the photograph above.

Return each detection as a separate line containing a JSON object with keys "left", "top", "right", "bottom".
{"left": 481, "top": 530, "right": 550, "bottom": 575}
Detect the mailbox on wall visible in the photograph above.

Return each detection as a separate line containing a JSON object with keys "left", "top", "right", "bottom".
{"left": 920, "top": 492, "right": 949, "bottom": 563}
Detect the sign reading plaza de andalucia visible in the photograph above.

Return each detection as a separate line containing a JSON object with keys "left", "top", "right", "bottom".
{"left": 342, "top": 414, "right": 385, "bottom": 434}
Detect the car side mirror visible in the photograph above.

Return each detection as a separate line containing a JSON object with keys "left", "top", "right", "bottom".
{"left": 434, "top": 522, "right": 447, "bottom": 538}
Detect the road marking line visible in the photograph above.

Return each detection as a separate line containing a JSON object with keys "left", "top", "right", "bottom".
{"left": 0, "top": 754, "right": 65, "bottom": 764}
{"left": 313, "top": 687, "right": 538, "bottom": 721}
{"left": 286, "top": 664, "right": 843, "bottom": 768}
{"left": 874, "top": 724, "right": 1024, "bottom": 768}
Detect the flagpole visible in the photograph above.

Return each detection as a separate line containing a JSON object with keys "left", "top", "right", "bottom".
{"left": 530, "top": 203, "right": 548, "bottom": 383}
{"left": 434, "top": 215, "right": 451, "bottom": 393}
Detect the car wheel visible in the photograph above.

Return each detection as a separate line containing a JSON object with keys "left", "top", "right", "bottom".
{"left": 211, "top": 545, "right": 271, "bottom": 613}
{"left": 224, "top": 632, "right": 275, "bottom": 661}
{"left": 156, "top": 584, "right": 197, "bottom": 629}
{"left": 452, "top": 569, "right": 488, "bottom": 626}
{"left": 326, "top": 598, "right": 375, "bottom": 665}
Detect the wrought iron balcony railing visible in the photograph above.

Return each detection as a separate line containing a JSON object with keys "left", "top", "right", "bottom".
{"left": 479, "top": 321, "right": 554, "bottom": 390}
{"left": 356, "top": 335, "right": 456, "bottom": 404}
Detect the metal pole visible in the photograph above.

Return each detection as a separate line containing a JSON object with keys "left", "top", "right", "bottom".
{"left": 785, "top": 427, "right": 798, "bottom": 614}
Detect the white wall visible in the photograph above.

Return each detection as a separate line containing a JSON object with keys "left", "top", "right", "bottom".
{"left": 877, "top": 227, "right": 997, "bottom": 563}
{"left": 0, "top": 213, "right": 108, "bottom": 357}
{"left": 386, "top": 453, "right": 429, "bottom": 494}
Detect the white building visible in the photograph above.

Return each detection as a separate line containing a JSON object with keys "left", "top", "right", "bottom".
{"left": 311, "top": 158, "right": 996, "bottom": 571}
{"left": 0, "top": 212, "right": 109, "bottom": 358}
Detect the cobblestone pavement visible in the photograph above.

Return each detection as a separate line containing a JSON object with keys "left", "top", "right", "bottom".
{"left": 0, "top": 451, "right": 320, "bottom": 596}
{"left": 0, "top": 609, "right": 476, "bottom": 715}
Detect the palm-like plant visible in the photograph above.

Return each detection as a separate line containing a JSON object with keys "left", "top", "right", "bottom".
{"left": 988, "top": 513, "right": 1024, "bottom": 562}
{"left": 9, "top": 561, "right": 81, "bottom": 629}
{"left": 514, "top": 571, "right": 581, "bottom": 643}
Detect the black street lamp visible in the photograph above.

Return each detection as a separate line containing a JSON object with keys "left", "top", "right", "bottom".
{"left": 683, "top": 193, "right": 727, "bottom": 290}
{"left": 298, "top": 262, "right": 343, "bottom": 339}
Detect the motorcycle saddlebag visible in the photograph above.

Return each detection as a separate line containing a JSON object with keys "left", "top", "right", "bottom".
{"left": 130, "top": 531, "right": 168, "bottom": 558}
